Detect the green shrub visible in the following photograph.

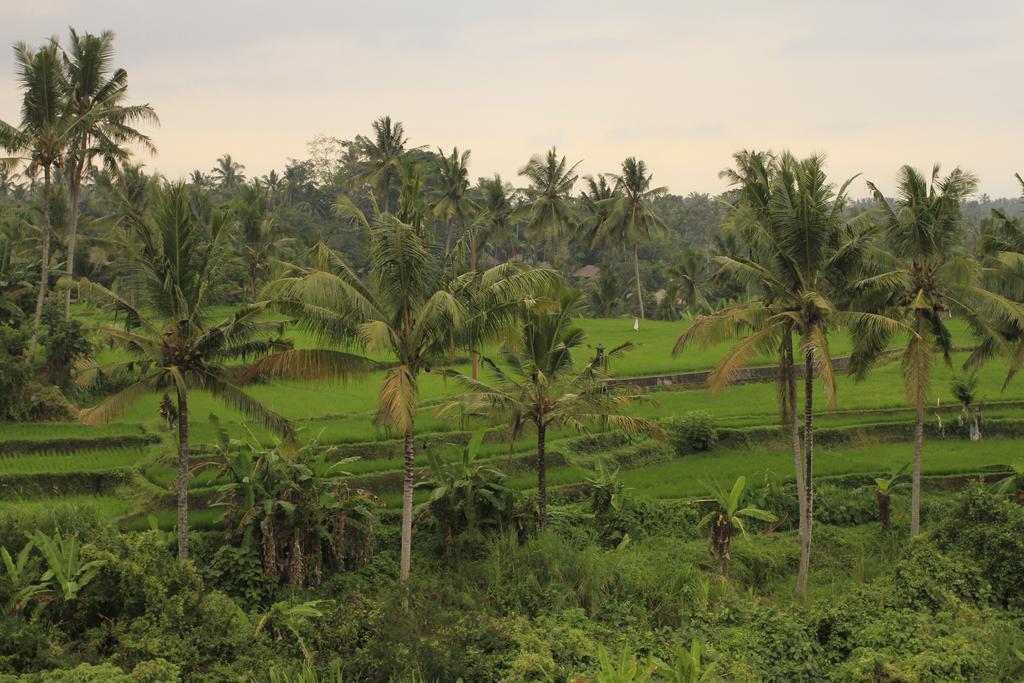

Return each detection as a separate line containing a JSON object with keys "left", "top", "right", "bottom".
{"left": 664, "top": 412, "right": 717, "bottom": 455}
{"left": 932, "top": 485, "right": 1024, "bottom": 607}
{"left": 201, "top": 546, "right": 276, "bottom": 609}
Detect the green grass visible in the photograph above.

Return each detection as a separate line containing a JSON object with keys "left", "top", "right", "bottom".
{"left": 0, "top": 495, "right": 137, "bottom": 519}
{"left": 615, "top": 437, "right": 1019, "bottom": 499}
{"left": 0, "top": 447, "right": 150, "bottom": 476}
{"left": 0, "top": 422, "right": 145, "bottom": 442}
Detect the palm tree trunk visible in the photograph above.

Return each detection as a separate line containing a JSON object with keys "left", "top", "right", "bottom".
{"left": 633, "top": 241, "right": 645, "bottom": 321}
{"left": 911, "top": 402, "right": 924, "bottom": 535}
{"left": 537, "top": 422, "right": 547, "bottom": 529}
{"left": 796, "top": 350, "right": 814, "bottom": 596}
{"left": 176, "top": 387, "right": 190, "bottom": 561}
{"left": 783, "top": 328, "right": 808, "bottom": 595}
{"left": 28, "top": 165, "right": 52, "bottom": 360}
{"left": 443, "top": 219, "right": 454, "bottom": 259}
{"left": 470, "top": 233, "right": 479, "bottom": 380}
{"left": 63, "top": 168, "right": 83, "bottom": 320}
{"left": 399, "top": 425, "right": 415, "bottom": 581}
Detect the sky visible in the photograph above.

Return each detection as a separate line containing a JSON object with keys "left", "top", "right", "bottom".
{"left": 2, "top": 0, "right": 1023, "bottom": 198}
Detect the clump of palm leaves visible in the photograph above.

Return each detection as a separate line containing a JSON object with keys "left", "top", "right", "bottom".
{"left": 210, "top": 425, "right": 381, "bottom": 587}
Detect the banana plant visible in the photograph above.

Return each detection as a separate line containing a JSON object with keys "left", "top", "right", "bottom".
{"left": 656, "top": 639, "right": 717, "bottom": 682}
{"left": 415, "top": 428, "right": 520, "bottom": 547}
{"left": 593, "top": 644, "right": 656, "bottom": 683}
{"left": 1, "top": 540, "right": 46, "bottom": 612}
{"left": 698, "top": 476, "right": 777, "bottom": 576}
{"left": 869, "top": 462, "right": 911, "bottom": 532}
{"left": 255, "top": 599, "right": 324, "bottom": 661}
{"left": 27, "top": 530, "right": 105, "bottom": 601}
{"left": 992, "top": 462, "right": 1024, "bottom": 503}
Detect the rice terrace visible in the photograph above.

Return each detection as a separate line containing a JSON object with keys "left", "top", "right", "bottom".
{"left": 1, "top": 3, "right": 1024, "bottom": 681}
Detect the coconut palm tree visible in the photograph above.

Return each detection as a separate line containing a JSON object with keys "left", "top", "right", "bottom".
{"left": 662, "top": 249, "right": 709, "bottom": 320}
{"left": 71, "top": 183, "right": 293, "bottom": 561}
{"left": 0, "top": 40, "right": 81, "bottom": 358}
{"left": 59, "top": 28, "right": 158, "bottom": 320}
{"left": 233, "top": 182, "right": 292, "bottom": 300}
{"left": 677, "top": 151, "right": 898, "bottom": 595}
{"left": 445, "top": 287, "right": 659, "bottom": 528}
{"left": 474, "top": 174, "right": 519, "bottom": 260}
{"left": 257, "top": 218, "right": 556, "bottom": 581}
{"left": 518, "top": 147, "right": 581, "bottom": 262}
{"left": 352, "top": 116, "right": 410, "bottom": 213}
{"left": 433, "top": 147, "right": 475, "bottom": 258}
{"left": 591, "top": 158, "right": 668, "bottom": 323}
{"left": 853, "top": 164, "right": 1022, "bottom": 535}
{"left": 211, "top": 153, "right": 246, "bottom": 189}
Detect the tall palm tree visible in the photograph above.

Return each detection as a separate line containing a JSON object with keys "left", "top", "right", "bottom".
{"left": 854, "top": 164, "right": 1021, "bottom": 535}
{"left": 518, "top": 147, "right": 581, "bottom": 262}
{"left": 353, "top": 116, "right": 409, "bottom": 213}
{"left": 60, "top": 28, "right": 158, "bottom": 320}
{"left": 432, "top": 147, "right": 475, "bottom": 258}
{"left": 662, "top": 249, "right": 709, "bottom": 319}
{"left": 677, "top": 151, "right": 896, "bottom": 595}
{"left": 592, "top": 158, "right": 667, "bottom": 323}
{"left": 71, "top": 183, "right": 293, "bottom": 560}
{"left": 446, "top": 287, "right": 659, "bottom": 527}
{"left": 258, "top": 218, "right": 556, "bottom": 581}
{"left": 475, "top": 174, "right": 519, "bottom": 260}
{"left": 211, "top": 153, "right": 246, "bottom": 189}
{"left": 0, "top": 40, "right": 81, "bottom": 358}
{"left": 233, "top": 182, "right": 292, "bottom": 300}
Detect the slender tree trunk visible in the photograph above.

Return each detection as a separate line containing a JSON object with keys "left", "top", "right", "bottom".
{"left": 176, "top": 388, "right": 190, "bottom": 561}
{"left": 537, "top": 422, "right": 547, "bottom": 529}
{"left": 796, "top": 350, "right": 814, "bottom": 596}
{"left": 633, "top": 241, "right": 645, "bottom": 321}
{"left": 399, "top": 425, "right": 415, "bottom": 581}
{"left": 783, "top": 328, "right": 808, "bottom": 595}
{"left": 877, "top": 491, "right": 891, "bottom": 532}
{"left": 63, "top": 170, "right": 83, "bottom": 320}
{"left": 443, "top": 219, "right": 454, "bottom": 259}
{"left": 911, "top": 401, "right": 924, "bottom": 535}
{"left": 470, "top": 234, "right": 479, "bottom": 380}
{"left": 28, "top": 165, "right": 52, "bottom": 360}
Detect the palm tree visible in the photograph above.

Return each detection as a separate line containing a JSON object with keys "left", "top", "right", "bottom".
{"left": 188, "top": 169, "right": 212, "bottom": 189}
{"left": 662, "top": 249, "right": 709, "bottom": 319}
{"left": 233, "top": 182, "right": 292, "bottom": 300}
{"left": 0, "top": 40, "right": 80, "bottom": 358}
{"left": 258, "top": 219, "right": 555, "bottom": 581}
{"left": 854, "top": 164, "right": 1020, "bottom": 535}
{"left": 518, "top": 147, "right": 581, "bottom": 262}
{"left": 698, "top": 476, "right": 776, "bottom": 576}
{"left": 445, "top": 287, "right": 659, "bottom": 528}
{"left": 475, "top": 174, "right": 519, "bottom": 260}
{"left": 677, "top": 151, "right": 896, "bottom": 595}
{"left": 72, "top": 183, "right": 293, "bottom": 560}
{"left": 352, "top": 116, "right": 409, "bottom": 213}
{"left": 578, "top": 174, "right": 618, "bottom": 245}
{"left": 59, "top": 28, "right": 158, "bottom": 320}
{"left": 433, "top": 147, "right": 475, "bottom": 258}
{"left": 211, "top": 153, "right": 246, "bottom": 189}
{"left": 592, "top": 158, "right": 668, "bottom": 324}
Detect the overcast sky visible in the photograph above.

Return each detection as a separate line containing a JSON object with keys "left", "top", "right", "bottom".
{"left": 2, "top": 1, "right": 1022, "bottom": 198}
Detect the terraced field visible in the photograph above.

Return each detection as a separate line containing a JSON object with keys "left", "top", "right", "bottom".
{"left": 1, "top": 312, "right": 1021, "bottom": 526}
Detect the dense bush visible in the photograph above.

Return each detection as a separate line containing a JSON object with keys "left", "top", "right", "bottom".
{"left": 932, "top": 485, "right": 1024, "bottom": 607}
{"left": 664, "top": 411, "right": 717, "bottom": 454}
